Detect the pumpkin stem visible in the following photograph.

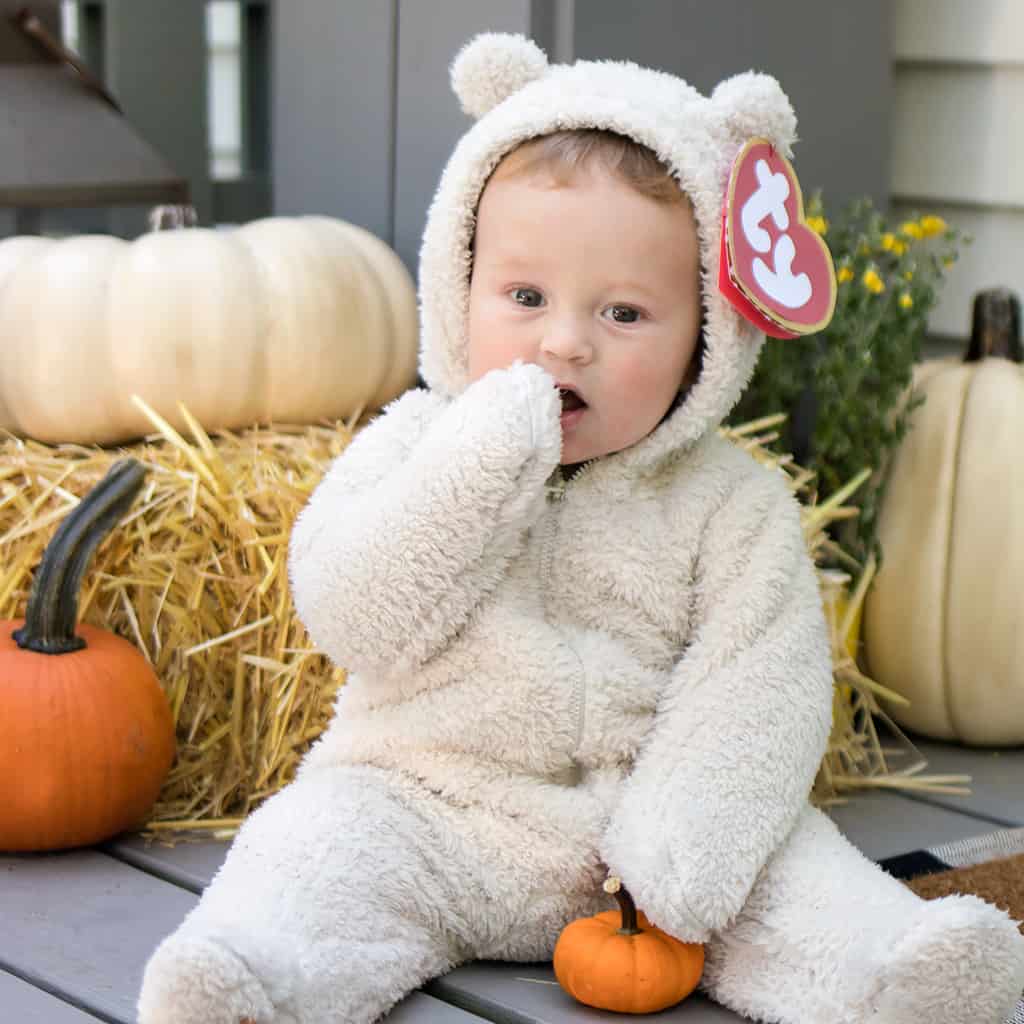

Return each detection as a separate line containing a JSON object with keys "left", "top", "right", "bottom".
{"left": 148, "top": 205, "right": 199, "bottom": 231}
{"left": 13, "top": 459, "right": 148, "bottom": 655}
{"left": 965, "top": 288, "right": 1022, "bottom": 364}
{"left": 603, "top": 876, "right": 642, "bottom": 936}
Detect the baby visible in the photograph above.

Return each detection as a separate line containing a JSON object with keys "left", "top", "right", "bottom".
{"left": 138, "top": 34, "right": 1024, "bottom": 1024}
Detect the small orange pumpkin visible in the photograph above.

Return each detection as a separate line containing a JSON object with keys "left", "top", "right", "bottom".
{"left": 0, "top": 458, "right": 175, "bottom": 852}
{"left": 553, "top": 876, "right": 704, "bottom": 1014}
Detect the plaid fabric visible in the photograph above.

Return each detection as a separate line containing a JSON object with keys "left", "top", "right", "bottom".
{"left": 928, "top": 829, "right": 1024, "bottom": 870}
{"left": 880, "top": 828, "right": 1024, "bottom": 1024}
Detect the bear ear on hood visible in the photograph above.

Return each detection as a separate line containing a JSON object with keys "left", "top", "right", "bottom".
{"left": 450, "top": 32, "right": 549, "bottom": 119}
{"left": 710, "top": 71, "right": 798, "bottom": 158}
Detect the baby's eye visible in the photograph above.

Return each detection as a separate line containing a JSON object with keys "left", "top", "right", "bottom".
{"left": 511, "top": 287, "right": 544, "bottom": 308}
{"left": 605, "top": 304, "right": 641, "bottom": 324}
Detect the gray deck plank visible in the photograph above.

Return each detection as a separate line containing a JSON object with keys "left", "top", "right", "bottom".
{"left": 0, "top": 849, "right": 481, "bottom": 1023}
{"left": 0, "top": 849, "right": 197, "bottom": 1024}
{"left": 427, "top": 963, "right": 742, "bottom": 1023}
{"left": 8, "top": 774, "right": 1010, "bottom": 1024}
{"left": 391, "top": 992, "right": 500, "bottom": 1023}
{"left": 1, "top": 847, "right": 199, "bottom": 1024}
{"left": 0, "top": 968, "right": 104, "bottom": 1022}
{"left": 103, "top": 791, "right": 1009, "bottom": 1024}
{"left": 826, "top": 789, "right": 1007, "bottom": 859}
{"left": 899, "top": 738, "right": 1024, "bottom": 826}
{"left": 104, "top": 833, "right": 230, "bottom": 893}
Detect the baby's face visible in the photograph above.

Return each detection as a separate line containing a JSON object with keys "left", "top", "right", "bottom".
{"left": 467, "top": 164, "right": 702, "bottom": 465}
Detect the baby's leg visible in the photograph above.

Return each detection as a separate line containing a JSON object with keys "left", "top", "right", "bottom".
{"left": 138, "top": 765, "right": 468, "bottom": 1024}
{"left": 703, "top": 804, "right": 1024, "bottom": 1024}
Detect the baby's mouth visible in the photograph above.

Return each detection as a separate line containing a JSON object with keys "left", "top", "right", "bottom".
{"left": 558, "top": 386, "right": 587, "bottom": 413}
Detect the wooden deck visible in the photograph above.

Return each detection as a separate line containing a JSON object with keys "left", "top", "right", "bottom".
{"left": 4, "top": 737, "right": 1023, "bottom": 1023}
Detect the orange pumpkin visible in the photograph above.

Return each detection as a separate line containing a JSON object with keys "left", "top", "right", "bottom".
{"left": 0, "top": 458, "right": 175, "bottom": 851}
{"left": 553, "top": 877, "right": 704, "bottom": 1014}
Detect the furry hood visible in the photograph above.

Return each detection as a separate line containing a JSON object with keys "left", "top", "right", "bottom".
{"left": 417, "top": 33, "right": 799, "bottom": 472}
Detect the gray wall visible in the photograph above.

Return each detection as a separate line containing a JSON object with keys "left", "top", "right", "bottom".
{"left": 272, "top": 0, "right": 572, "bottom": 270}
{"left": 573, "top": 0, "right": 891, "bottom": 216}
{"left": 392, "top": 0, "right": 573, "bottom": 270}
{"left": 273, "top": 1, "right": 396, "bottom": 241}
{"left": 272, "top": 0, "right": 891, "bottom": 279}
{"left": 103, "top": 0, "right": 210, "bottom": 237}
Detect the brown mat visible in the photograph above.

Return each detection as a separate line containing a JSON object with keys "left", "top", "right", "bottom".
{"left": 905, "top": 852, "right": 1024, "bottom": 934}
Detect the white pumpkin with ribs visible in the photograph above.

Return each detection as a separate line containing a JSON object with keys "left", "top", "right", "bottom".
{"left": 0, "top": 212, "right": 419, "bottom": 445}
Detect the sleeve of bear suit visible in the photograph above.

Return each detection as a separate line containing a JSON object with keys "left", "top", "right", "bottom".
{"left": 600, "top": 464, "right": 834, "bottom": 943}
{"left": 288, "top": 362, "right": 562, "bottom": 678}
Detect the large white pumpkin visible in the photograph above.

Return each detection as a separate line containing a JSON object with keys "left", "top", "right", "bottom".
{"left": 0, "top": 215, "right": 419, "bottom": 444}
{"left": 863, "top": 335, "right": 1024, "bottom": 745}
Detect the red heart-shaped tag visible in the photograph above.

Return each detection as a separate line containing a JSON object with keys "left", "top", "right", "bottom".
{"left": 718, "top": 139, "right": 836, "bottom": 339}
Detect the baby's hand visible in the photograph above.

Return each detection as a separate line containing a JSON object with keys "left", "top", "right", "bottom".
{"left": 465, "top": 360, "right": 562, "bottom": 454}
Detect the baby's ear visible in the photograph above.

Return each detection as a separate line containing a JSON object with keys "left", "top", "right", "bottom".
{"left": 710, "top": 72, "right": 797, "bottom": 158}
{"left": 451, "top": 33, "right": 549, "bottom": 120}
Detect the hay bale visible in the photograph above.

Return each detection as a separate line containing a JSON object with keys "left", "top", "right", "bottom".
{"left": 0, "top": 405, "right": 965, "bottom": 842}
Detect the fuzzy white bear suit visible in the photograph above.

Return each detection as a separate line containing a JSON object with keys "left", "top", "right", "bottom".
{"left": 138, "top": 34, "right": 1024, "bottom": 1024}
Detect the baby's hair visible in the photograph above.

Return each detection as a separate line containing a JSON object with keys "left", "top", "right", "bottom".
{"left": 491, "top": 129, "right": 685, "bottom": 205}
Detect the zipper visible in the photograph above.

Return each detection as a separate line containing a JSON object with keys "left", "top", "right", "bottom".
{"left": 540, "top": 471, "right": 565, "bottom": 608}
{"left": 541, "top": 460, "right": 598, "bottom": 762}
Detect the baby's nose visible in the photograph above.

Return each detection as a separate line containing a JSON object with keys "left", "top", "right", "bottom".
{"left": 541, "top": 319, "right": 593, "bottom": 363}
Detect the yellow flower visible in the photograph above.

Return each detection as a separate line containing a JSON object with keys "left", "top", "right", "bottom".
{"left": 943, "top": 256, "right": 956, "bottom": 268}
{"left": 899, "top": 220, "right": 924, "bottom": 240}
{"left": 881, "top": 233, "right": 907, "bottom": 256}
{"left": 837, "top": 266, "right": 854, "bottom": 284}
{"left": 899, "top": 292, "right": 913, "bottom": 310}
{"left": 806, "top": 215, "right": 829, "bottom": 235}
{"left": 919, "top": 215, "right": 947, "bottom": 238}
{"left": 862, "top": 268, "right": 885, "bottom": 294}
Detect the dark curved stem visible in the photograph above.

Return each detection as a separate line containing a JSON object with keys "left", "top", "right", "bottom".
{"left": 147, "top": 205, "right": 199, "bottom": 231}
{"left": 965, "top": 288, "right": 1023, "bottom": 363}
{"left": 13, "top": 459, "right": 148, "bottom": 654}
{"left": 612, "top": 884, "right": 641, "bottom": 936}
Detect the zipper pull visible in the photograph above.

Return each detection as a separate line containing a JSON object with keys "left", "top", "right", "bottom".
{"left": 545, "top": 470, "right": 567, "bottom": 502}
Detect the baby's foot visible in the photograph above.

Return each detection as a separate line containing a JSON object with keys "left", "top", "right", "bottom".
{"left": 870, "top": 893, "right": 1024, "bottom": 1023}
{"left": 138, "top": 933, "right": 280, "bottom": 1024}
